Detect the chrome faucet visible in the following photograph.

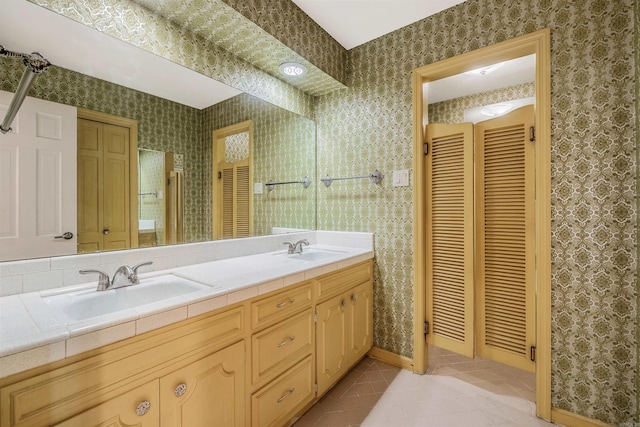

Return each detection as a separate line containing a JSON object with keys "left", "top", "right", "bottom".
{"left": 80, "top": 261, "right": 153, "bottom": 291}
{"left": 284, "top": 239, "right": 310, "bottom": 254}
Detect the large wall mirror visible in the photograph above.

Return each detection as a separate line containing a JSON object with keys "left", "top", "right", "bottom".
{"left": 0, "top": 0, "right": 316, "bottom": 262}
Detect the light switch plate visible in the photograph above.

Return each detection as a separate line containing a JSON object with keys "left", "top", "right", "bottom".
{"left": 254, "top": 183, "right": 263, "bottom": 194}
{"left": 392, "top": 170, "right": 409, "bottom": 187}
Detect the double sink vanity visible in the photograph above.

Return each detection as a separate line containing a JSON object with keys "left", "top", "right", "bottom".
{"left": 0, "top": 231, "right": 374, "bottom": 426}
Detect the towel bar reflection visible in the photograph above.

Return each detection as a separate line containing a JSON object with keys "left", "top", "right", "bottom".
{"left": 266, "top": 176, "right": 311, "bottom": 192}
{"left": 321, "top": 170, "right": 384, "bottom": 187}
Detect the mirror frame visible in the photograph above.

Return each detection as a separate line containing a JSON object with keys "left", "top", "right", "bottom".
{"left": 411, "top": 28, "right": 551, "bottom": 419}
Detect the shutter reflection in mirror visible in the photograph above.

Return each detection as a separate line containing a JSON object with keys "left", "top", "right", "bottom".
{"left": 424, "top": 122, "right": 475, "bottom": 357}
{"left": 475, "top": 105, "right": 535, "bottom": 372}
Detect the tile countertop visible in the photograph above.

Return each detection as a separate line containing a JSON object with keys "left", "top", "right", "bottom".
{"left": 0, "top": 244, "right": 373, "bottom": 379}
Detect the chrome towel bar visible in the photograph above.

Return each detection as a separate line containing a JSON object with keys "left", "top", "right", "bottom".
{"left": 266, "top": 176, "right": 311, "bottom": 191}
{"left": 320, "top": 170, "right": 384, "bottom": 187}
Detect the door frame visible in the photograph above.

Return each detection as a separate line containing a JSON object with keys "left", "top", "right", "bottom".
{"left": 211, "top": 120, "right": 253, "bottom": 240}
{"left": 411, "top": 28, "right": 551, "bottom": 420}
{"left": 77, "top": 108, "right": 139, "bottom": 249}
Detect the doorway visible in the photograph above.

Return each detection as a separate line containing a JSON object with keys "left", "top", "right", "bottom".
{"left": 412, "top": 29, "right": 551, "bottom": 420}
{"left": 212, "top": 120, "right": 253, "bottom": 240}
{"left": 77, "top": 108, "right": 138, "bottom": 253}
{"left": 425, "top": 105, "right": 536, "bottom": 373}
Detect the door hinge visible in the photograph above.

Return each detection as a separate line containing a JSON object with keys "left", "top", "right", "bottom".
{"left": 424, "top": 142, "right": 429, "bottom": 155}
{"left": 217, "top": 171, "right": 222, "bottom": 179}
{"left": 529, "top": 125, "right": 536, "bottom": 142}
{"left": 313, "top": 383, "right": 318, "bottom": 393}
{"left": 530, "top": 345, "right": 536, "bottom": 362}
{"left": 313, "top": 312, "right": 317, "bottom": 323}
{"left": 423, "top": 320, "right": 430, "bottom": 335}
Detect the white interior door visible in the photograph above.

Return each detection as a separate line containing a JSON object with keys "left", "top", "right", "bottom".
{"left": 0, "top": 91, "right": 77, "bottom": 261}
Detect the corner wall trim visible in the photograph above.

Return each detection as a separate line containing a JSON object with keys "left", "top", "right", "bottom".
{"left": 367, "top": 347, "right": 414, "bottom": 370}
{"left": 551, "top": 408, "right": 614, "bottom": 427}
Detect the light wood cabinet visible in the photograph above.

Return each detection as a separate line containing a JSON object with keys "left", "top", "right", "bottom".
{"left": 316, "top": 265, "right": 373, "bottom": 396}
{"left": 54, "top": 342, "right": 245, "bottom": 427}
{"left": 251, "top": 356, "right": 314, "bottom": 427}
{"left": 1, "top": 307, "right": 245, "bottom": 427}
{"left": 55, "top": 380, "right": 160, "bottom": 427}
{"left": 160, "top": 341, "right": 245, "bottom": 427}
{"left": 1, "top": 260, "right": 373, "bottom": 427}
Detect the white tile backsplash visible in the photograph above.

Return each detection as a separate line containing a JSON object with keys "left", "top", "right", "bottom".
{"left": 22, "top": 270, "right": 64, "bottom": 293}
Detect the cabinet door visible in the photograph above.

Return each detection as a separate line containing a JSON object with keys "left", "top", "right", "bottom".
{"left": 160, "top": 341, "right": 245, "bottom": 427}
{"left": 348, "top": 282, "right": 373, "bottom": 363}
{"left": 315, "top": 294, "right": 348, "bottom": 395}
{"left": 54, "top": 380, "right": 159, "bottom": 427}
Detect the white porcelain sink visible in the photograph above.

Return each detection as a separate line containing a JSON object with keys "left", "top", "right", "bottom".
{"left": 276, "top": 248, "right": 347, "bottom": 262}
{"left": 43, "top": 274, "right": 213, "bottom": 322}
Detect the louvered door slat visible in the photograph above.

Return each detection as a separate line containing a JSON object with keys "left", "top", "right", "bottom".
{"left": 475, "top": 105, "right": 535, "bottom": 372}
{"left": 221, "top": 166, "right": 234, "bottom": 240}
{"left": 425, "top": 123, "right": 474, "bottom": 357}
{"left": 235, "top": 164, "right": 250, "bottom": 238}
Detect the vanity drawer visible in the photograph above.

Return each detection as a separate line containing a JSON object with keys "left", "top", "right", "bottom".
{"left": 316, "top": 260, "right": 372, "bottom": 302}
{"left": 251, "top": 310, "right": 313, "bottom": 385}
{"left": 251, "top": 355, "right": 314, "bottom": 427}
{"left": 251, "top": 282, "right": 313, "bottom": 330}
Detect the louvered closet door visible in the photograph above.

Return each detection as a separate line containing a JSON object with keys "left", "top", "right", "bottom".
{"left": 475, "top": 105, "right": 535, "bottom": 372}
{"left": 219, "top": 159, "right": 250, "bottom": 239}
{"left": 425, "top": 123, "right": 475, "bottom": 357}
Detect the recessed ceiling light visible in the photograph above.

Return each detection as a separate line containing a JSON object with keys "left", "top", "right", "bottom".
{"left": 464, "top": 62, "right": 504, "bottom": 77}
{"left": 279, "top": 62, "right": 307, "bottom": 77}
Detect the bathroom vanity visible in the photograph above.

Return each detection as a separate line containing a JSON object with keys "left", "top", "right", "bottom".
{"left": 0, "top": 232, "right": 373, "bottom": 426}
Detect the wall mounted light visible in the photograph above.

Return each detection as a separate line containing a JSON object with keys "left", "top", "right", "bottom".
{"left": 279, "top": 62, "right": 307, "bottom": 77}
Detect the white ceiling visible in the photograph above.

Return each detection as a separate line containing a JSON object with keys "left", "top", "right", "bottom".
{"left": 292, "top": 0, "right": 467, "bottom": 50}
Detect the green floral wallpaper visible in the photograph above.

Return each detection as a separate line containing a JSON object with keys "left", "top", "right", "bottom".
{"left": 203, "top": 93, "right": 316, "bottom": 236}
{"left": 28, "top": 0, "right": 316, "bottom": 118}
{"left": 131, "top": 0, "right": 346, "bottom": 96}
{"left": 315, "top": 0, "right": 637, "bottom": 424}
{"left": 4, "top": 0, "right": 638, "bottom": 423}
{"left": 0, "top": 58, "right": 207, "bottom": 243}
{"left": 635, "top": 0, "right": 640, "bottom": 419}
{"left": 428, "top": 82, "right": 535, "bottom": 124}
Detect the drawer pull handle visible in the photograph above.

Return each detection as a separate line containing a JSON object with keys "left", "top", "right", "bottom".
{"left": 277, "top": 387, "right": 295, "bottom": 403}
{"left": 136, "top": 400, "right": 151, "bottom": 416}
{"left": 277, "top": 336, "right": 296, "bottom": 347}
{"left": 351, "top": 294, "right": 357, "bottom": 301}
{"left": 341, "top": 299, "right": 346, "bottom": 306}
{"left": 276, "top": 298, "right": 295, "bottom": 308}
{"left": 174, "top": 383, "right": 187, "bottom": 397}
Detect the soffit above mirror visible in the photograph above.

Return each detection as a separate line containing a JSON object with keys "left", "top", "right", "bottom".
{"left": 131, "top": 0, "right": 347, "bottom": 96}
{"left": 26, "top": 0, "right": 315, "bottom": 118}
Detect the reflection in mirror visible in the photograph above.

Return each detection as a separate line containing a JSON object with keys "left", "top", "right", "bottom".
{"left": 0, "top": 56, "right": 316, "bottom": 261}
{"left": 425, "top": 54, "right": 536, "bottom": 124}
{"left": 138, "top": 149, "right": 185, "bottom": 247}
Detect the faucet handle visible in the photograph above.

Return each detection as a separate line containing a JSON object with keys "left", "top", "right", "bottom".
{"left": 80, "top": 269, "right": 110, "bottom": 291}
{"left": 283, "top": 242, "right": 295, "bottom": 254}
{"left": 131, "top": 261, "right": 153, "bottom": 284}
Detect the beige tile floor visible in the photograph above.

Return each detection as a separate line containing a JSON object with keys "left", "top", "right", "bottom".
{"left": 294, "top": 346, "right": 557, "bottom": 427}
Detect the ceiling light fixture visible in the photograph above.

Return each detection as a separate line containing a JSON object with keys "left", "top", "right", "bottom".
{"left": 480, "top": 103, "right": 513, "bottom": 117}
{"left": 279, "top": 62, "right": 307, "bottom": 77}
{"left": 464, "top": 62, "right": 504, "bottom": 76}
